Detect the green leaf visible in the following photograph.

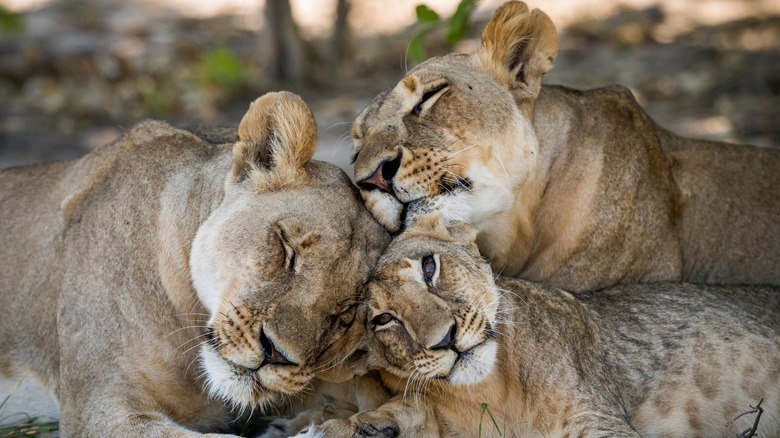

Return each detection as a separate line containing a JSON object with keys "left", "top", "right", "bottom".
{"left": 415, "top": 4, "right": 440, "bottom": 24}
{"left": 0, "top": 5, "right": 24, "bottom": 35}
{"left": 408, "top": 33, "right": 426, "bottom": 63}
{"left": 199, "top": 45, "right": 246, "bottom": 94}
{"left": 447, "top": 0, "right": 477, "bottom": 45}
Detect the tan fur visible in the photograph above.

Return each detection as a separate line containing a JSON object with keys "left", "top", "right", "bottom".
{"left": 0, "top": 92, "right": 389, "bottom": 437}
{"left": 305, "top": 221, "right": 780, "bottom": 437}
{"left": 352, "top": 1, "right": 780, "bottom": 292}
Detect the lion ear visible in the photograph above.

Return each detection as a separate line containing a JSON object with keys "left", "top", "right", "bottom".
{"left": 230, "top": 91, "right": 317, "bottom": 183}
{"left": 474, "top": 1, "right": 558, "bottom": 100}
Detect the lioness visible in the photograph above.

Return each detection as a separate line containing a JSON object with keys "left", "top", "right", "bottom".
{"left": 352, "top": 1, "right": 780, "bottom": 292}
{"left": 0, "top": 92, "right": 389, "bottom": 436}
{"left": 304, "top": 218, "right": 780, "bottom": 437}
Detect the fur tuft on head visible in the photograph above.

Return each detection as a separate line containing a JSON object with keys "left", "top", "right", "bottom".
{"left": 231, "top": 91, "right": 317, "bottom": 188}
{"left": 404, "top": 217, "right": 480, "bottom": 254}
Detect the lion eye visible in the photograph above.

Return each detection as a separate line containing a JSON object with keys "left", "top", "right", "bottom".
{"left": 412, "top": 83, "right": 448, "bottom": 115}
{"left": 422, "top": 254, "right": 436, "bottom": 285}
{"left": 373, "top": 313, "right": 395, "bottom": 326}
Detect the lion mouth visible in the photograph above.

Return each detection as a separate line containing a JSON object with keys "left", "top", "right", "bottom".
{"left": 200, "top": 325, "right": 309, "bottom": 408}
{"left": 446, "top": 338, "right": 498, "bottom": 386}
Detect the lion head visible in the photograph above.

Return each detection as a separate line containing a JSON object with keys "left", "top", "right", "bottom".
{"left": 352, "top": 1, "right": 557, "bottom": 235}
{"left": 363, "top": 218, "right": 500, "bottom": 387}
{"left": 190, "top": 92, "right": 390, "bottom": 409}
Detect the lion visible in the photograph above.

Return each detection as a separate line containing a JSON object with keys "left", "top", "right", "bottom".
{"left": 0, "top": 91, "right": 390, "bottom": 436}
{"left": 302, "top": 218, "right": 780, "bottom": 437}
{"left": 351, "top": 1, "right": 780, "bottom": 292}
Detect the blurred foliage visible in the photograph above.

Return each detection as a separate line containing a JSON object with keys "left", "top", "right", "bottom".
{"left": 409, "top": 0, "right": 477, "bottom": 63}
{"left": 0, "top": 5, "right": 24, "bottom": 35}
{"left": 198, "top": 45, "right": 246, "bottom": 97}
{"left": 137, "top": 75, "right": 180, "bottom": 115}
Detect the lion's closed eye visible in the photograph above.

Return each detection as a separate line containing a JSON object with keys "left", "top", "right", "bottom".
{"left": 412, "top": 82, "right": 449, "bottom": 116}
{"left": 336, "top": 304, "right": 358, "bottom": 326}
{"left": 276, "top": 224, "right": 297, "bottom": 273}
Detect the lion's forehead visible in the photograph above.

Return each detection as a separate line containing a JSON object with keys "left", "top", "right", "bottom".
{"left": 358, "top": 58, "right": 471, "bottom": 130}
{"left": 356, "top": 64, "right": 519, "bottom": 153}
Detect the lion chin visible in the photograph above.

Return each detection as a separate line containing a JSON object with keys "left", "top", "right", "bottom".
{"left": 447, "top": 341, "right": 498, "bottom": 386}
{"left": 200, "top": 344, "right": 312, "bottom": 410}
{"left": 362, "top": 188, "right": 475, "bottom": 234}
{"left": 200, "top": 346, "right": 268, "bottom": 409}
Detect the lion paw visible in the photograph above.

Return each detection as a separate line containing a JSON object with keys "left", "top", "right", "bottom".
{"left": 299, "top": 414, "right": 399, "bottom": 438}
{"left": 259, "top": 401, "right": 359, "bottom": 437}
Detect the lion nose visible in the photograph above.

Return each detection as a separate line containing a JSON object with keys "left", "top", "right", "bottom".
{"left": 430, "top": 322, "right": 457, "bottom": 351}
{"left": 358, "top": 152, "right": 402, "bottom": 195}
{"left": 259, "top": 328, "right": 297, "bottom": 367}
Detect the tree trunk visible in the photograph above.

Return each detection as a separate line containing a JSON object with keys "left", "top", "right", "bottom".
{"left": 265, "top": 0, "right": 304, "bottom": 86}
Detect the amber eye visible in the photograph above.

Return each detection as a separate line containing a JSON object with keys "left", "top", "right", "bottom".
{"left": 373, "top": 313, "right": 394, "bottom": 326}
{"left": 422, "top": 254, "right": 436, "bottom": 285}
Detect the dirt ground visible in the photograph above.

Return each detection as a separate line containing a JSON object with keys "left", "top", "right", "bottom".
{"left": 0, "top": 0, "right": 778, "bottom": 433}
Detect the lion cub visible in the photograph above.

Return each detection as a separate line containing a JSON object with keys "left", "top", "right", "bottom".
{"left": 307, "top": 219, "right": 780, "bottom": 437}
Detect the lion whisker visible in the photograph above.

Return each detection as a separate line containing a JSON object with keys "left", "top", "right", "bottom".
{"left": 169, "top": 312, "right": 212, "bottom": 318}
{"left": 437, "top": 135, "right": 466, "bottom": 153}
{"left": 447, "top": 143, "right": 478, "bottom": 158}
{"left": 181, "top": 338, "right": 217, "bottom": 356}
{"left": 494, "top": 149, "right": 511, "bottom": 187}
{"left": 166, "top": 325, "right": 211, "bottom": 339}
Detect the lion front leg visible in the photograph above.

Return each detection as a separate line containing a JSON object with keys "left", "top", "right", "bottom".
{"left": 262, "top": 374, "right": 393, "bottom": 437}
{"left": 261, "top": 400, "right": 359, "bottom": 438}
{"left": 108, "top": 414, "right": 241, "bottom": 438}
{"left": 296, "top": 396, "right": 439, "bottom": 438}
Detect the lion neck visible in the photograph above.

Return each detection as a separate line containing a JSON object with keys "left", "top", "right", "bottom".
{"left": 479, "top": 87, "right": 603, "bottom": 287}
{"left": 156, "top": 150, "right": 232, "bottom": 318}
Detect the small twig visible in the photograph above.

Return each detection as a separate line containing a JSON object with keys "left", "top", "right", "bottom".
{"left": 726, "top": 398, "right": 764, "bottom": 438}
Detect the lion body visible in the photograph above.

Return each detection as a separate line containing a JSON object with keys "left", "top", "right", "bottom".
{"left": 517, "top": 83, "right": 780, "bottom": 289}
{"left": 352, "top": 1, "right": 780, "bottom": 292}
{"left": 0, "top": 93, "right": 389, "bottom": 436}
{"left": 1, "top": 124, "right": 238, "bottom": 435}
{"left": 305, "top": 220, "right": 780, "bottom": 437}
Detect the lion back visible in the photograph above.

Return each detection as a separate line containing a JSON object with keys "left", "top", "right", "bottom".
{"left": 0, "top": 120, "right": 223, "bottom": 384}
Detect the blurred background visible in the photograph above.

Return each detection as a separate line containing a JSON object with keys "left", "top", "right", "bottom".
{"left": 0, "top": 0, "right": 779, "bottom": 433}
{"left": 0, "top": 0, "right": 778, "bottom": 174}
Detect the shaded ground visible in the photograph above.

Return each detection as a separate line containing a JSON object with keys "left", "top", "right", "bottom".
{"left": 0, "top": 0, "right": 778, "bottom": 433}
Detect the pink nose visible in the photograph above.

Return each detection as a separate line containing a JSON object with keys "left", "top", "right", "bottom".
{"left": 358, "top": 162, "right": 393, "bottom": 193}
{"left": 357, "top": 153, "right": 401, "bottom": 194}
